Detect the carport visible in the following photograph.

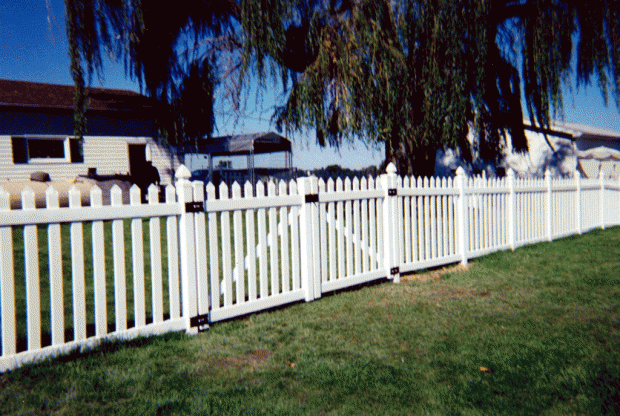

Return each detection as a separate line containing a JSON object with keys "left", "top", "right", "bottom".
{"left": 189, "top": 132, "right": 293, "bottom": 188}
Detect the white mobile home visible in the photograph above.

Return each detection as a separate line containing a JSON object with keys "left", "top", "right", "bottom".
{"left": 0, "top": 79, "right": 181, "bottom": 185}
{"left": 437, "top": 119, "right": 620, "bottom": 179}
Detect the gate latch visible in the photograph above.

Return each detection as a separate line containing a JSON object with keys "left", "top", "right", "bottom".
{"left": 305, "top": 194, "right": 319, "bottom": 203}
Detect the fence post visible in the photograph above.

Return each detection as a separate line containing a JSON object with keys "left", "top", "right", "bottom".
{"left": 545, "top": 169, "right": 553, "bottom": 241}
{"left": 575, "top": 171, "right": 582, "bottom": 235}
{"left": 298, "top": 176, "right": 320, "bottom": 301}
{"left": 456, "top": 167, "right": 469, "bottom": 264}
{"left": 507, "top": 168, "right": 516, "bottom": 250}
{"left": 176, "top": 165, "right": 199, "bottom": 334}
{"left": 382, "top": 163, "right": 400, "bottom": 283}
{"left": 599, "top": 168, "right": 606, "bottom": 230}
{"left": 192, "top": 181, "right": 209, "bottom": 329}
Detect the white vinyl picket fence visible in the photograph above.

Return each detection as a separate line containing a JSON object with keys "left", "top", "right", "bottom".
{"left": 1, "top": 163, "right": 619, "bottom": 372}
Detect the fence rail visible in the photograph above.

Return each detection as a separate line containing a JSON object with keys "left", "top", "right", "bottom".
{"left": 1, "top": 164, "right": 619, "bottom": 372}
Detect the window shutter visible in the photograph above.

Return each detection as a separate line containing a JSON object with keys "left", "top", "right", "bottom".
{"left": 69, "top": 138, "right": 84, "bottom": 163}
{"left": 11, "top": 137, "right": 28, "bottom": 164}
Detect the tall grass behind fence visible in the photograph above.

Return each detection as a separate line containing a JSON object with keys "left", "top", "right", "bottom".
{"left": 1, "top": 164, "right": 619, "bottom": 372}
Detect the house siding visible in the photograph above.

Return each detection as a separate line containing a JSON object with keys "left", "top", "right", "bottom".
{"left": 0, "top": 135, "right": 180, "bottom": 184}
{"left": 503, "top": 129, "right": 577, "bottom": 177}
{"left": 0, "top": 106, "right": 182, "bottom": 185}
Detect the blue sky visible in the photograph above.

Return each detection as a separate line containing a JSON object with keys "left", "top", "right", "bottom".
{"left": 2, "top": 0, "right": 619, "bottom": 171}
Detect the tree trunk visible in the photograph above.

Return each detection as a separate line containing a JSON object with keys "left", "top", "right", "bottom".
{"left": 383, "top": 136, "right": 437, "bottom": 178}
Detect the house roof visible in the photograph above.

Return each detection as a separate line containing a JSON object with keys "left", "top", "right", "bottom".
{"left": 0, "top": 79, "right": 156, "bottom": 112}
{"left": 524, "top": 119, "right": 620, "bottom": 142}
{"left": 195, "top": 132, "right": 292, "bottom": 156}
{"left": 577, "top": 146, "right": 620, "bottom": 161}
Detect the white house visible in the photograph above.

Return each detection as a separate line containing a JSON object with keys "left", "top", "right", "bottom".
{"left": 436, "top": 119, "right": 620, "bottom": 179}
{"left": 0, "top": 79, "right": 181, "bottom": 185}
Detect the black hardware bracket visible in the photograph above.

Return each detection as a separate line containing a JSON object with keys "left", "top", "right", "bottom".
{"left": 390, "top": 267, "right": 400, "bottom": 275}
{"left": 185, "top": 201, "right": 204, "bottom": 213}
{"left": 305, "top": 194, "right": 319, "bottom": 203}
{"left": 388, "top": 189, "right": 397, "bottom": 196}
{"left": 190, "top": 314, "right": 209, "bottom": 328}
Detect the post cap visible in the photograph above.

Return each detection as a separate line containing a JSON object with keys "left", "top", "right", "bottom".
{"left": 175, "top": 165, "right": 191, "bottom": 181}
{"left": 386, "top": 162, "right": 397, "bottom": 175}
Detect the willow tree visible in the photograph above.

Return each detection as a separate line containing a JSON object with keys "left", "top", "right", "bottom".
{"left": 65, "top": 0, "right": 620, "bottom": 176}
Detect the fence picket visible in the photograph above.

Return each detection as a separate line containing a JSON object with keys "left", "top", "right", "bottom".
{"left": 396, "top": 176, "right": 405, "bottom": 269}
{"left": 245, "top": 181, "right": 257, "bottom": 301}
{"left": 220, "top": 182, "right": 232, "bottom": 307}
{"left": 280, "top": 181, "right": 290, "bottom": 292}
{"left": 268, "top": 181, "right": 279, "bottom": 296}
{"left": 448, "top": 179, "right": 455, "bottom": 256}
{"left": 336, "top": 178, "right": 345, "bottom": 279}
{"left": 91, "top": 186, "right": 107, "bottom": 337}
{"left": 166, "top": 185, "right": 180, "bottom": 320}
{"left": 441, "top": 178, "right": 448, "bottom": 257}
{"left": 344, "top": 178, "right": 353, "bottom": 277}
{"left": 289, "top": 180, "right": 301, "bottom": 290}
{"left": 148, "top": 185, "right": 162, "bottom": 324}
{"left": 69, "top": 186, "right": 86, "bottom": 341}
{"left": 130, "top": 186, "right": 145, "bottom": 328}
{"left": 207, "top": 182, "right": 220, "bottom": 310}
{"left": 369, "top": 177, "right": 378, "bottom": 269}
{"left": 326, "top": 178, "right": 336, "bottom": 281}
{"left": 233, "top": 182, "right": 245, "bottom": 304}
{"left": 361, "top": 177, "right": 369, "bottom": 273}
{"left": 45, "top": 187, "right": 63, "bottom": 346}
{"left": 0, "top": 187, "right": 16, "bottom": 355}
{"left": 111, "top": 186, "right": 127, "bottom": 331}
{"left": 22, "top": 187, "right": 40, "bottom": 350}
{"left": 353, "top": 177, "right": 361, "bottom": 275}
{"left": 376, "top": 178, "right": 384, "bottom": 272}
{"left": 256, "top": 182, "right": 268, "bottom": 299}
{"left": 318, "top": 178, "right": 328, "bottom": 284}
{"left": 430, "top": 177, "right": 437, "bottom": 259}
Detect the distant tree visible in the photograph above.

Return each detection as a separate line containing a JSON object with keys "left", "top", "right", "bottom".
{"left": 310, "top": 164, "right": 379, "bottom": 180}
{"left": 65, "top": 0, "right": 620, "bottom": 176}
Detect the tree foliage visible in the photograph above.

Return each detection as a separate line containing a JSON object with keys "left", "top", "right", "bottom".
{"left": 65, "top": 0, "right": 620, "bottom": 176}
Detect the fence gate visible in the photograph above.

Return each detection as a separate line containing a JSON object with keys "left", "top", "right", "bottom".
{"left": 181, "top": 177, "right": 313, "bottom": 330}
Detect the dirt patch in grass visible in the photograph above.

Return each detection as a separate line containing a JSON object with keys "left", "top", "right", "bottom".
{"left": 209, "top": 348, "right": 273, "bottom": 369}
{"left": 427, "top": 285, "right": 491, "bottom": 299}
{"left": 401, "top": 263, "right": 470, "bottom": 283}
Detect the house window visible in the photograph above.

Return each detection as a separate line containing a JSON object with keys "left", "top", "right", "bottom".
{"left": 11, "top": 136, "right": 84, "bottom": 164}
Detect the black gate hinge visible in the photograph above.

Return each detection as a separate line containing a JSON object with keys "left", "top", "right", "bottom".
{"left": 390, "top": 267, "right": 400, "bottom": 275}
{"left": 388, "top": 189, "right": 397, "bottom": 196}
{"left": 190, "top": 314, "right": 209, "bottom": 328}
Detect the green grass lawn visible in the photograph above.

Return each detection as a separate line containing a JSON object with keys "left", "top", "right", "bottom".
{"left": 1, "top": 227, "right": 619, "bottom": 415}
{"left": 8, "top": 218, "right": 175, "bottom": 348}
